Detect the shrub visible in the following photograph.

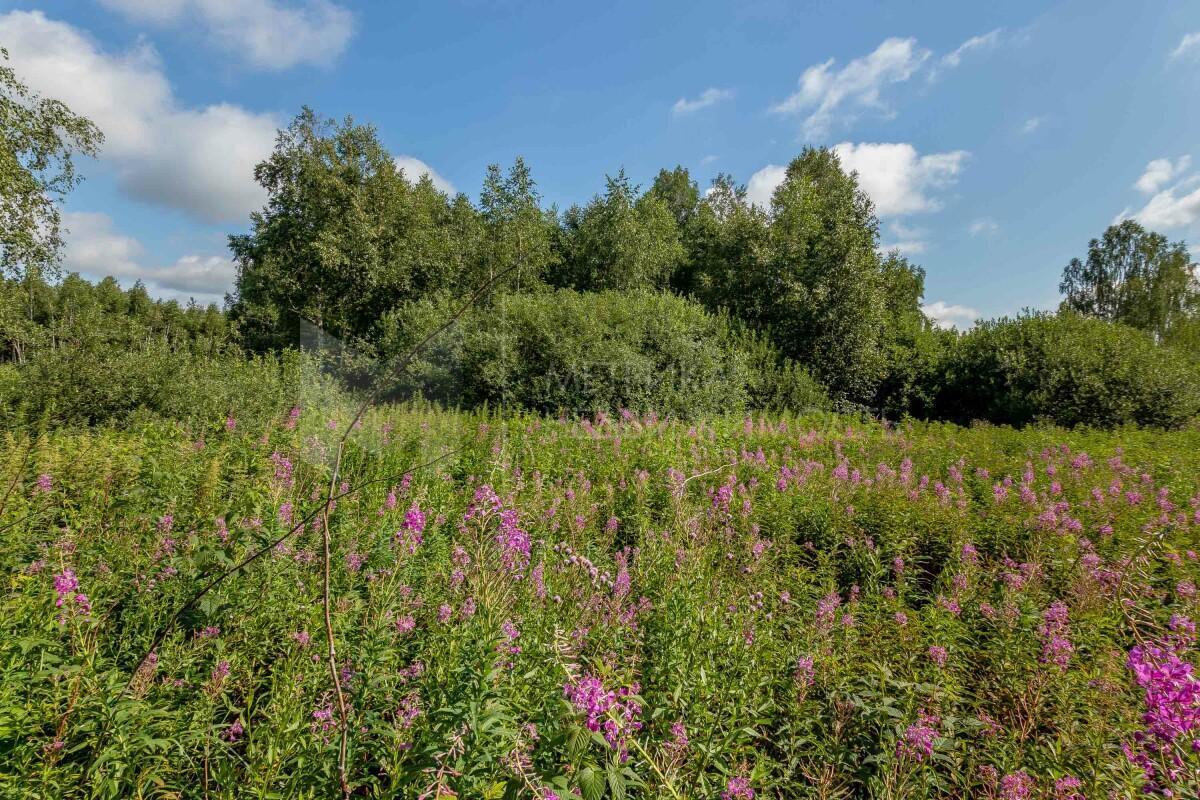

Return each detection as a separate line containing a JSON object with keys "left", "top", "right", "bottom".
{"left": 937, "top": 312, "right": 1200, "bottom": 428}
{"left": 1, "top": 345, "right": 344, "bottom": 429}
{"left": 378, "top": 288, "right": 828, "bottom": 417}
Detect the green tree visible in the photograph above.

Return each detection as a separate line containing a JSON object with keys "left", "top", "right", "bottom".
{"left": 228, "top": 108, "right": 467, "bottom": 350}
{"left": 764, "top": 148, "right": 887, "bottom": 403}
{"left": 676, "top": 173, "right": 772, "bottom": 321}
{"left": 0, "top": 48, "right": 102, "bottom": 303}
{"left": 558, "top": 170, "right": 684, "bottom": 291}
{"left": 1060, "top": 220, "right": 1198, "bottom": 340}
{"left": 477, "top": 157, "right": 558, "bottom": 290}
{"left": 647, "top": 165, "right": 701, "bottom": 229}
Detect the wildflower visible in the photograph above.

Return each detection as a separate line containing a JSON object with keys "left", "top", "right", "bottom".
{"left": 35, "top": 473, "right": 52, "bottom": 494}
{"left": 794, "top": 655, "right": 815, "bottom": 694}
{"left": 1053, "top": 776, "right": 1083, "bottom": 800}
{"left": 310, "top": 704, "right": 336, "bottom": 738}
{"left": 998, "top": 771, "right": 1034, "bottom": 800}
{"left": 1038, "top": 601, "right": 1073, "bottom": 671}
{"left": 722, "top": 776, "right": 754, "bottom": 800}
{"left": 563, "top": 673, "right": 643, "bottom": 756}
{"left": 815, "top": 591, "right": 841, "bottom": 630}
{"left": 53, "top": 569, "right": 79, "bottom": 606}
{"left": 896, "top": 710, "right": 940, "bottom": 762}
{"left": 394, "top": 615, "right": 416, "bottom": 636}
{"left": 269, "top": 451, "right": 294, "bottom": 486}
{"left": 894, "top": 611, "right": 908, "bottom": 627}
{"left": 1125, "top": 637, "right": 1200, "bottom": 790}
{"left": 437, "top": 604, "right": 453, "bottom": 624}
{"left": 395, "top": 692, "right": 422, "bottom": 729}
{"left": 223, "top": 720, "right": 244, "bottom": 743}
{"left": 663, "top": 720, "right": 689, "bottom": 763}
{"left": 497, "top": 619, "right": 521, "bottom": 665}
{"left": 928, "top": 645, "right": 948, "bottom": 668}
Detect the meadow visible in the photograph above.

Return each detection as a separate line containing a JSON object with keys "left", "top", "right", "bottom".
{"left": 2, "top": 405, "right": 1199, "bottom": 799}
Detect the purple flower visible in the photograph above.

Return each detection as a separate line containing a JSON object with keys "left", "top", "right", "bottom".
{"left": 722, "top": 776, "right": 754, "bottom": 800}
{"left": 223, "top": 720, "right": 244, "bottom": 743}
{"left": 1054, "top": 776, "right": 1083, "bottom": 800}
{"left": 998, "top": 770, "right": 1034, "bottom": 800}
{"left": 564, "top": 673, "right": 643, "bottom": 755}
{"left": 53, "top": 569, "right": 79, "bottom": 606}
{"left": 896, "top": 710, "right": 940, "bottom": 762}
{"left": 815, "top": 591, "right": 841, "bottom": 630}
{"left": 34, "top": 473, "right": 52, "bottom": 494}
{"left": 927, "top": 645, "right": 948, "bottom": 668}
{"left": 1038, "top": 601, "right": 1073, "bottom": 671}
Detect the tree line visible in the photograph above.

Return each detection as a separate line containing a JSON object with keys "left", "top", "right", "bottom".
{"left": 2, "top": 52, "right": 1199, "bottom": 428}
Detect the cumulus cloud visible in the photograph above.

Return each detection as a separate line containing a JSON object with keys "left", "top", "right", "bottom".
{"left": 672, "top": 87, "right": 734, "bottom": 116}
{"left": 922, "top": 301, "right": 979, "bottom": 330}
{"left": 1135, "top": 156, "right": 1192, "bottom": 194}
{"left": 394, "top": 156, "right": 455, "bottom": 195}
{"left": 98, "top": 0, "right": 355, "bottom": 70}
{"left": 939, "top": 28, "right": 1004, "bottom": 70}
{"left": 1130, "top": 182, "right": 1200, "bottom": 230}
{"left": 969, "top": 218, "right": 999, "bottom": 237}
{"left": 879, "top": 221, "right": 927, "bottom": 255}
{"left": 1170, "top": 31, "right": 1200, "bottom": 60}
{"left": 1116, "top": 155, "right": 1200, "bottom": 231}
{"left": 63, "top": 211, "right": 235, "bottom": 302}
{"left": 745, "top": 164, "right": 788, "bottom": 209}
{"left": 0, "top": 11, "right": 277, "bottom": 224}
{"left": 832, "top": 142, "right": 968, "bottom": 216}
{"left": 769, "top": 37, "right": 930, "bottom": 138}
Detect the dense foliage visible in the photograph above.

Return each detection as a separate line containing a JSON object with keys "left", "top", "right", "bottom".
{"left": 379, "top": 289, "right": 827, "bottom": 418}
{"left": 0, "top": 274, "right": 343, "bottom": 428}
{"left": 4, "top": 406, "right": 1200, "bottom": 797}
{"left": 937, "top": 312, "right": 1200, "bottom": 429}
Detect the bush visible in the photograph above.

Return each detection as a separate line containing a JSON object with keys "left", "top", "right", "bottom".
{"left": 378, "top": 289, "right": 828, "bottom": 418}
{"left": 1, "top": 345, "right": 345, "bottom": 429}
{"left": 937, "top": 312, "right": 1200, "bottom": 428}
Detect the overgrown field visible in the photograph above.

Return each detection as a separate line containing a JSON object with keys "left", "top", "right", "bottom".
{"left": 3, "top": 407, "right": 1200, "bottom": 798}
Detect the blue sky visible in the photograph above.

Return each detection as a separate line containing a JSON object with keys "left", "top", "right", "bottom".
{"left": 2, "top": 1, "right": 1199, "bottom": 326}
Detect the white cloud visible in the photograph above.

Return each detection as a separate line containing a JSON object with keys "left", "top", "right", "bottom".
{"left": 745, "top": 164, "right": 787, "bottom": 208}
{"left": 832, "top": 142, "right": 968, "bottom": 216}
{"left": 1135, "top": 156, "right": 1192, "bottom": 194}
{"left": 879, "top": 221, "right": 927, "bottom": 255}
{"left": 99, "top": 0, "right": 189, "bottom": 23}
{"left": 98, "top": 0, "right": 355, "bottom": 70}
{"left": 969, "top": 218, "right": 999, "bottom": 237}
{"left": 1170, "top": 31, "right": 1200, "bottom": 60}
{"left": 1020, "top": 116, "right": 1042, "bottom": 134}
{"left": 63, "top": 211, "right": 234, "bottom": 302}
{"left": 939, "top": 28, "right": 1004, "bottom": 69}
{"left": 394, "top": 156, "right": 455, "bottom": 195}
{"left": 700, "top": 154, "right": 719, "bottom": 166}
{"left": 1130, "top": 181, "right": 1200, "bottom": 230}
{"left": 672, "top": 87, "right": 734, "bottom": 116}
{"left": 922, "top": 301, "right": 979, "bottom": 330}
{"left": 0, "top": 11, "right": 276, "bottom": 224}
{"left": 769, "top": 37, "right": 930, "bottom": 138}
